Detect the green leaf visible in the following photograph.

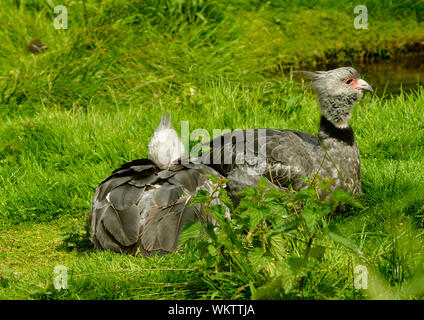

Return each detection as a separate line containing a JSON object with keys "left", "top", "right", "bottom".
{"left": 309, "top": 245, "right": 326, "bottom": 261}
{"left": 203, "top": 221, "right": 218, "bottom": 241}
{"left": 207, "top": 244, "right": 218, "bottom": 256}
{"left": 218, "top": 188, "right": 234, "bottom": 212}
{"left": 271, "top": 218, "right": 301, "bottom": 235}
{"left": 252, "top": 276, "right": 289, "bottom": 299}
{"left": 248, "top": 248, "right": 264, "bottom": 269}
{"left": 331, "top": 189, "right": 363, "bottom": 208}
{"left": 269, "top": 235, "right": 286, "bottom": 260}
{"left": 286, "top": 257, "right": 309, "bottom": 276}
{"left": 190, "top": 189, "right": 209, "bottom": 206}
{"left": 301, "top": 201, "right": 332, "bottom": 233}
{"left": 210, "top": 205, "right": 228, "bottom": 226}
{"left": 247, "top": 207, "right": 267, "bottom": 231}
{"left": 257, "top": 176, "right": 272, "bottom": 192}
{"left": 291, "top": 188, "right": 315, "bottom": 201}
{"left": 263, "top": 188, "right": 286, "bottom": 201}
{"left": 248, "top": 247, "right": 272, "bottom": 273}
{"left": 204, "top": 174, "right": 218, "bottom": 185}
{"left": 236, "top": 187, "right": 257, "bottom": 198}
{"left": 301, "top": 207, "right": 317, "bottom": 233}
{"left": 330, "top": 189, "right": 352, "bottom": 202}
{"left": 328, "top": 228, "right": 362, "bottom": 256}
{"left": 210, "top": 205, "right": 240, "bottom": 247}
{"left": 266, "top": 197, "right": 289, "bottom": 217}
{"left": 178, "top": 221, "right": 204, "bottom": 246}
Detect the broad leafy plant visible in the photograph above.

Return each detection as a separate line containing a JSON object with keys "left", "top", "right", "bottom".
{"left": 179, "top": 175, "right": 363, "bottom": 299}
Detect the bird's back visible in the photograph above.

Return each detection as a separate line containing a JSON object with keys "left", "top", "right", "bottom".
{"left": 200, "top": 129, "right": 322, "bottom": 204}
{"left": 89, "top": 159, "right": 225, "bottom": 255}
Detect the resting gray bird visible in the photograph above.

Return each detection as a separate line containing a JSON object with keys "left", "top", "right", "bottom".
{"left": 201, "top": 67, "right": 373, "bottom": 206}
{"left": 89, "top": 114, "right": 227, "bottom": 256}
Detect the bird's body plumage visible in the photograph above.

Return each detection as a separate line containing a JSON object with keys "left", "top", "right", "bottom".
{"left": 202, "top": 117, "right": 361, "bottom": 206}
{"left": 90, "top": 115, "right": 227, "bottom": 255}
{"left": 89, "top": 158, "right": 224, "bottom": 255}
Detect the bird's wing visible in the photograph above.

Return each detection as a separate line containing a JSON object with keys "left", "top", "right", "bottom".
{"left": 89, "top": 160, "right": 221, "bottom": 255}
{"left": 264, "top": 130, "right": 317, "bottom": 188}
{"left": 203, "top": 129, "right": 318, "bottom": 190}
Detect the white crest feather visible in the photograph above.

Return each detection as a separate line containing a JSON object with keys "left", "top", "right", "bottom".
{"left": 148, "top": 112, "right": 185, "bottom": 169}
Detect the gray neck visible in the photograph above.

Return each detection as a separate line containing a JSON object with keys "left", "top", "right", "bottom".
{"left": 318, "top": 94, "right": 357, "bottom": 129}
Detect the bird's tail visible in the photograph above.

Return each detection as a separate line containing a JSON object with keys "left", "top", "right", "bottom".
{"left": 156, "top": 111, "right": 172, "bottom": 131}
{"left": 148, "top": 112, "right": 185, "bottom": 169}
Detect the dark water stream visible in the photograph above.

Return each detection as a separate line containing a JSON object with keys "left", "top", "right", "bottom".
{"left": 323, "top": 51, "right": 424, "bottom": 96}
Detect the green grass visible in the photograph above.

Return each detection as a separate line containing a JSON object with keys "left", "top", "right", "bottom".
{"left": 1, "top": 0, "right": 424, "bottom": 299}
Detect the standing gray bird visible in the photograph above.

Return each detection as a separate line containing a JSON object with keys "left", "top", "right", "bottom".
{"left": 201, "top": 67, "right": 373, "bottom": 206}
{"left": 89, "top": 114, "right": 227, "bottom": 256}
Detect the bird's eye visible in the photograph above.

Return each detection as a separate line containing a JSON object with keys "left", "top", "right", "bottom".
{"left": 345, "top": 78, "right": 353, "bottom": 84}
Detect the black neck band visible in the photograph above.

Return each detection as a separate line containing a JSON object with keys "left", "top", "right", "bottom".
{"left": 319, "top": 116, "right": 355, "bottom": 146}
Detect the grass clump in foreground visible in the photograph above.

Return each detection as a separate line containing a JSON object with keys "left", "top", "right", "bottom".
{"left": 178, "top": 174, "right": 424, "bottom": 300}
{"left": 0, "top": 0, "right": 424, "bottom": 299}
{"left": 179, "top": 176, "right": 365, "bottom": 299}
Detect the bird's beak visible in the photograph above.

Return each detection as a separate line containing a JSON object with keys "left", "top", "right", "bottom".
{"left": 355, "top": 79, "right": 373, "bottom": 93}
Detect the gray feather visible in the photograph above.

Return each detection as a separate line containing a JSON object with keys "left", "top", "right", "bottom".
{"left": 128, "top": 174, "right": 159, "bottom": 187}
{"left": 141, "top": 202, "right": 203, "bottom": 253}
{"left": 89, "top": 157, "right": 226, "bottom": 256}
{"left": 157, "top": 169, "right": 177, "bottom": 180}
{"left": 154, "top": 183, "right": 183, "bottom": 207}
{"left": 168, "top": 169, "right": 204, "bottom": 193}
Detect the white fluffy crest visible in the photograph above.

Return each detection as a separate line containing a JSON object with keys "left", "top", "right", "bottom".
{"left": 148, "top": 112, "right": 185, "bottom": 169}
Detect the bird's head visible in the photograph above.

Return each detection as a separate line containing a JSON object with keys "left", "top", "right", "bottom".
{"left": 294, "top": 67, "right": 373, "bottom": 128}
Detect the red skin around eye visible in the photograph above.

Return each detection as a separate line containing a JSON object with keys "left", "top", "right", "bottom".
{"left": 344, "top": 78, "right": 360, "bottom": 90}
